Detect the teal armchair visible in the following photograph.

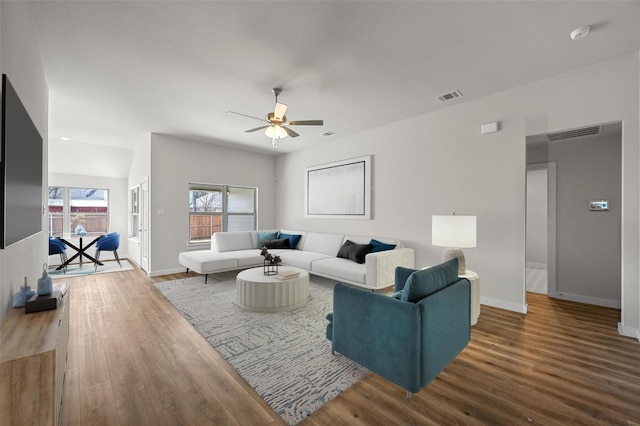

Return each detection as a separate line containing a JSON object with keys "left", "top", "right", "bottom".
{"left": 326, "top": 259, "right": 470, "bottom": 398}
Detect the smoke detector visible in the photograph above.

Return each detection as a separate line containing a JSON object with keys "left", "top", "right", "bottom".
{"left": 570, "top": 26, "right": 590, "bottom": 41}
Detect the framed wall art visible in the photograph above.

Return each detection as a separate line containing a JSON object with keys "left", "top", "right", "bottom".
{"left": 305, "top": 155, "right": 371, "bottom": 219}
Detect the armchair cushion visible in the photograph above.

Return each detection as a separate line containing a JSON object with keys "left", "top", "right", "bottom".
{"left": 400, "top": 259, "right": 458, "bottom": 303}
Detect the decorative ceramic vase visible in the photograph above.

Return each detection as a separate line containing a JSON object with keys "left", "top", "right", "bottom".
{"left": 75, "top": 224, "right": 87, "bottom": 236}
{"left": 37, "top": 263, "right": 53, "bottom": 296}
{"left": 13, "top": 277, "right": 36, "bottom": 308}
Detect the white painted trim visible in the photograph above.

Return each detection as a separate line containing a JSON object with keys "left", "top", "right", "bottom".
{"left": 148, "top": 267, "right": 185, "bottom": 277}
{"left": 617, "top": 322, "right": 640, "bottom": 341}
{"left": 526, "top": 262, "right": 547, "bottom": 269}
{"left": 480, "top": 296, "right": 528, "bottom": 314}
{"left": 555, "top": 292, "right": 621, "bottom": 309}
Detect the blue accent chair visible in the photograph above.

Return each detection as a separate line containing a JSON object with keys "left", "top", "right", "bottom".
{"left": 326, "top": 259, "right": 470, "bottom": 398}
{"left": 49, "top": 236, "right": 68, "bottom": 273}
{"left": 95, "top": 232, "right": 121, "bottom": 270}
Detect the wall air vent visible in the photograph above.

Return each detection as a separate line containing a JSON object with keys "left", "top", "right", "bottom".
{"left": 437, "top": 89, "right": 463, "bottom": 103}
{"left": 547, "top": 126, "right": 601, "bottom": 142}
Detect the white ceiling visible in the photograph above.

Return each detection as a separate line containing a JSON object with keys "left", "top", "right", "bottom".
{"left": 25, "top": 1, "right": 640, "bottom": 156}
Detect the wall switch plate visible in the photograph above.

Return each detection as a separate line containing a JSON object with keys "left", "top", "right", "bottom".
{"left": 589, "top": 200, "right": 609, "bottom": 211}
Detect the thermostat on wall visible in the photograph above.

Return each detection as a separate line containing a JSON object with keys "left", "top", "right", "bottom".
{"left": 589, "top": 200, "right": 609, "bottom": 211}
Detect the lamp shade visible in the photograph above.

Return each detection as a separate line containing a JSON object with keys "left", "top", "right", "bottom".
{"left": 265, "top": 125, "right": 288, "bottom": 139}
{"left": 432, "top": 215, "right": 477, "bottom": 248}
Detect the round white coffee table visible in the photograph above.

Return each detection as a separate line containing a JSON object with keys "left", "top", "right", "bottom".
{"left": 236, "top": 266, "right": 309, "bottom": 312}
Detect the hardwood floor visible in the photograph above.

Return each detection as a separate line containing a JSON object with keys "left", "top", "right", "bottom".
{"left": 59, "top": 266, "right": 640, "bottom": 425}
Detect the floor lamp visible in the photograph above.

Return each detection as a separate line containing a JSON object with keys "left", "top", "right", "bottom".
{"left": 432, "top": 214, "right": 477, "bottom": 275}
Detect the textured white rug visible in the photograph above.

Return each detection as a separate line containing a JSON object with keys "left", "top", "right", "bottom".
{"left": 155, "top": 271, "right": 369, "bottom": 425}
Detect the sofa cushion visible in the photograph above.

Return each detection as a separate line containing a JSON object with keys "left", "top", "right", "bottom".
{"left": 401, "top": 259, "right": 459, "bottom": 303}
{"left": 178, "top": 251, "right": 238, "bottom": 274}
{"left": 214, "top": 231, "right": 255, "bottom": 252}
{"left": 369, "top": 239, "right": 396, "bottom": 253}
{"left": 302, "top": 232, "right": 345, "bottom": 256}
{"left": 278, "top": 232, "right": 302, "bottom": 249}
{"left": 224, "top": 250, "right": 265, "bottom": 267}
{"left": 257, "top": 231, "right": 279, "bottom": 248}
{"left": 278, "top": 250, "right": 331, "bottom": 270}
{"left": 312, "top": 257, "right": 367, "bottom": 284}
{"left": 262, "top": 238, "right": 290, "bottom": 249}
{"left": 337, "top": 240, "right": 372, "bottom": 264}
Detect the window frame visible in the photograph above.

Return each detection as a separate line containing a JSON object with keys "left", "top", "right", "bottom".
{"left": 188, "top": 183, "right": 257, "bottom": 244}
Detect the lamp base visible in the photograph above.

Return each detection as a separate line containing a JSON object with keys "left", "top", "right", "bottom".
{"left": 441, "top": 247, "right": 466, "bottom": 276}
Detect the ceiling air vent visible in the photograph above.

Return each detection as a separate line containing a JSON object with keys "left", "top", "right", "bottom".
{"left": 321, "top": 131, "right": 336, "bottom": 137}
{"left": 437, "top": 89, "right": 463, "bottom": 103}
{"left": 547, "top": 126, "right": 601, "bottom": 142}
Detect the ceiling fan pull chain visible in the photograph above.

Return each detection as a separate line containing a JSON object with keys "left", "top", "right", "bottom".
{"left": 272, "top": 138, "right": 278, "bottom": 149}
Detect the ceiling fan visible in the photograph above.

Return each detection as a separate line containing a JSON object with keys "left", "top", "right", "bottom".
{"left": 228, "top": 88, "right": 323, "bottom": 149}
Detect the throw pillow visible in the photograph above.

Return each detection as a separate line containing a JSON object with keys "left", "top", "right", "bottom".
{"left": 262, "top": 238, "right": 290, "bottom": 249}
{"left": 369, "top": 238, "right": 397, "bottom": 253}
{"left": 278, "top": 232, "right": 302, "bottom": 249}
{"left": 401, "top": 258, "right": 459, "bottom": 303}
{"left": 257, "top": 231, "right": 278, "bottom": 248}
{"left": 336, "top": 240, "right": 373, "bottom": 264}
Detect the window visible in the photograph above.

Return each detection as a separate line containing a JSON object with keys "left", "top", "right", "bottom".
{"left": 130, "top": 186, "right": 139, "bottom": 239}
{"left": 47, "top": 187, "right": 109, "bottom": 237}
{"left": 189, "top": 183, "right": 256, "bottom": 243}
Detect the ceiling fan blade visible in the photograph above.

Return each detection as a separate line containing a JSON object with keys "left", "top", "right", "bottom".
{"left": 227, "top": 111, "right": 266, "bottom": 123}
{"left": 286, "top": 120, "right": 324, "bottom": 126}
{"left": 245, "top": 125, "right": 270, "bottom": 133}
{"left": 283, "top": 126, "right": 300, "bottom": 138}
{"left": 274, "top": 102, "right": 288, "bottom": 121}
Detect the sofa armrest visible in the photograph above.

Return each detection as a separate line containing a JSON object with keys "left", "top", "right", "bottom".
{"left": 365, "top": 247, "right": 415, "bottom": 289}
{"left": 332, "top": 283, "right": 422, "bottom": 392}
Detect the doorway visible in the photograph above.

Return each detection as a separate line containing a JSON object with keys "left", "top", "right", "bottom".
{"left": 526, "top": 162, "right": 556, "bottom": 297}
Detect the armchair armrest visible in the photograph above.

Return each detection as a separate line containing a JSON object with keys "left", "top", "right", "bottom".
{"left": 332, "top": 283, "right": 423, "bottom": 392}
{"left": 365, "top": 247, "right": 415, "bottom": 289}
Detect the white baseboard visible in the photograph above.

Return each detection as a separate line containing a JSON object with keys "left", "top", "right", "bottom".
{"left": 526, "top": 262, "right": 547, "bottom": 269}
{"left": 148, "top": 267, "right": 186, "bottom": 277}
{"left": 480, "top": 296, "right": 528, "bottom": 314}
{"left": 617, "top": 322, "right": 640, "bottom": 341}
{"left": 554, "top": 292, "right": 621, "bottom": 309}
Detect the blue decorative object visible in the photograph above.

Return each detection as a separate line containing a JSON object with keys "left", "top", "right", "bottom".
{"left": 326, "top": 258, "right": 470, "bottom": 397}
{"left": 13, "top": 277, "right": 36, "bottom": 308}
{"left": 37, "top": 263, "right": 53, "bottom": 296}
{"left": 75, "top": 224, "right": 87, "bottom": 236}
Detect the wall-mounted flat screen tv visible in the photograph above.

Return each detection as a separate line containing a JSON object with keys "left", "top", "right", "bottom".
{"left": 1, "top": 74, "right": 43, "bottom": 249}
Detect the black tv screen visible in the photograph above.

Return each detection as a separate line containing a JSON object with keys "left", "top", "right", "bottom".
{"left": 1, "top": 74, "right": 43, "bottom": 249}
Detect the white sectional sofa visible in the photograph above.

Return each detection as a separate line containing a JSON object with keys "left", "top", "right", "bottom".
{"left": 178, "top": 229, "right": 415, "bottom": 290}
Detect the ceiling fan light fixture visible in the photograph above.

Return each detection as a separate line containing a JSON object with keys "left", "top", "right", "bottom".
{"left": 265, "top": 124, "right": 288, "bottom": 139}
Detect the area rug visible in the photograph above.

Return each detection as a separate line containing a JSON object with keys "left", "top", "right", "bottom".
{"left": 48, "top": 259, "right": 134, "bottom": 278}
{"left": 155, "top": 272, "right": 369, "bottom": 425}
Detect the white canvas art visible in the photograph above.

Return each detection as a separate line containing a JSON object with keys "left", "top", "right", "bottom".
{"left": 305, "top": 156, "right": 371, "bottom": 219}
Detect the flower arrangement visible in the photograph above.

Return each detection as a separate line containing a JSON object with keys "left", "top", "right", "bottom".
{"left": 260, "top": 246, "right": 281, "bottom": 275}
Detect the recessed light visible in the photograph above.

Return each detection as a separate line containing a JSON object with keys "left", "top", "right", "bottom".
{"left": 570, "top": 26, "right": 590, "bottom": 41}
{"left": 59, "top": 136, "right": 70, "bottom": 141}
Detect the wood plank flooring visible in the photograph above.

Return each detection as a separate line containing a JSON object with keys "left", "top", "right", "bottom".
{"left": 58, "top": 266, "right": 640, "bottom": 425}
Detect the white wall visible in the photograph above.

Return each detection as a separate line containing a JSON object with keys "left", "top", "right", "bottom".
{"left": 276, "top": 53, "right": 640, "bottom": 338}
{"left": 148, "top": 134, "right": 277, "bottom": 276}
{"left": 526, "top": 167, "right": 547, "bottom": 267}
{"left": 0, "top": 2, "right": 49, "bottom": 323}
{"left": 48, "top": 173, "right": 129, "bottom": 262}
